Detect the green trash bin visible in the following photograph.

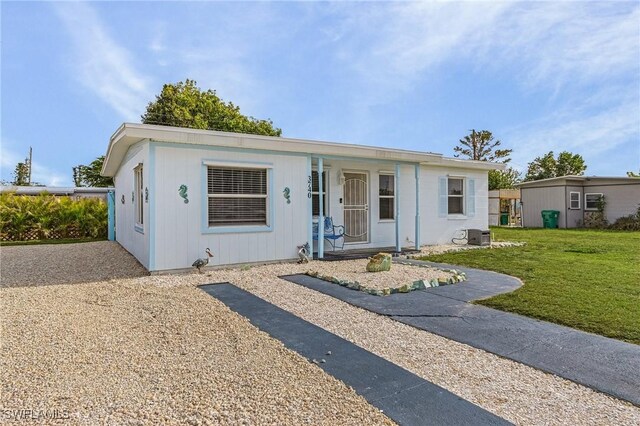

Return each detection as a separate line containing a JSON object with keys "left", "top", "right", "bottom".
{"left": 541, "top": 210, "right": 560, "bottom": 228}
{"left": 500, "top": 213, "right": 509, "bottom": 225}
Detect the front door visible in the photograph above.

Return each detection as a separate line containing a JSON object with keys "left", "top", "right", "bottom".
{"left": 343, "top": 172, "right": 369, "bottom": 243}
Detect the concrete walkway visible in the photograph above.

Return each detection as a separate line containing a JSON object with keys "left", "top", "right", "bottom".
{"left": 281, "top": 260, "right": 640, "bottom": 407}
{"left": 201, "top": 283, "right": 510, "bottom": 426}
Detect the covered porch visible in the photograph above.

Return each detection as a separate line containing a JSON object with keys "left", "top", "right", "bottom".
{"left": 308, "top": 156, "right": 423, "bottom": 260}
{"left": 312, "top": 246, "right": 420, "bottom": 261}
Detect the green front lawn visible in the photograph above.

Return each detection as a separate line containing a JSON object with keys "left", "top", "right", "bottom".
{"left": 418, "top": 228, "right": 640, "bottom": 344}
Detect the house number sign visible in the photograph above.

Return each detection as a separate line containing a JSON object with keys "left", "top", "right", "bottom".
{"left": 307, "top": 175, "right": 312, "bottom": 198}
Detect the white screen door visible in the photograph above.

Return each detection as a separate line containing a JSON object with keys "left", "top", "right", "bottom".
{"left": 343, "top": 172, "right": 368, "bottom": 243}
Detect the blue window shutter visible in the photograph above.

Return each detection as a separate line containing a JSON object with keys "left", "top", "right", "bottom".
{"left": 467, "top": 178, "right": 475, "bottom": 217}
{"left": 438, "top": 177, "right": 447, "bottom": 218}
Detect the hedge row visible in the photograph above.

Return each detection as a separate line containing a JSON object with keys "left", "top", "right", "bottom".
{"left": 0, "top": 192, "right": 108, "bottom": 241}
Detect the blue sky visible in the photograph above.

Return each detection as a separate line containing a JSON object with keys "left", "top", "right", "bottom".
{"left": 2, "top": 1, "right": 639, "bottom": 185}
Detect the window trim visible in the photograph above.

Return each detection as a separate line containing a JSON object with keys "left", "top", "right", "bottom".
{"left": 311, "top": 170, "right": 329, "bottom": 217}
{"left": 569, "top": 191, "right": 581, "bottom": 210}
{"left": 447, "top": 176, "right": 465, "bottom": 216}
{"left": 201, "top": 160, "right": 274, "bottom": 234}
{"left": 584, "top": 192, "right": 603, "bottom": 211}
{"left": 378, "top": 173, "right": 395, "bottom": 222}
{"left": 134, "top": 163, "right": 144, "bottom": 232}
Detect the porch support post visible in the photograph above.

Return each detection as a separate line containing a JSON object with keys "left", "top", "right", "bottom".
{"left": 318, "top": 157, "right": 325, "bottom": 259}
{"left": 414, "top": 164, "right": 420, "bottom": 250}
{"left": 395, "top": 164, "right": 401, "bottom": 253}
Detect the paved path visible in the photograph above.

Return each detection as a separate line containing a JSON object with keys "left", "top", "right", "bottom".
{"left": 201, "top": 283, "right": 510, "bottom": 426}
{"left": 281, "top": 260, "right": 640, "bottom": 407}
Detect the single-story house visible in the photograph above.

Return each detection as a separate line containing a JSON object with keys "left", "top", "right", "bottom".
{"left": 101, "top": 123, "right": 503, "bottom": 272}
{"left": 516, "top": 176, "right": 640, "bottom": 228}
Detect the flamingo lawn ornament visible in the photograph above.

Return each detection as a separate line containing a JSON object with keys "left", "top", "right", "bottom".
{"left": 297, "top": 243, "right": 311, "bottom": 264}
{"left": 193, "top": 248, "right": 213, "bottom": 273}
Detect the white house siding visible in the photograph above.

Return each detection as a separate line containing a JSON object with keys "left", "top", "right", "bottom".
{"left": 114, "top": 142, "right": 150, "bottom": 268}
{"left": 314, "top": 161, "right": 416, "bottom": 250}
{"left": 311, "top": 162, "right": 490, "bottom": 249}
{"left": 420, "top": 167, "right": 489, "bottom": 245}
{"left": 151, "top": 143, "right": 309, "bottom": 271}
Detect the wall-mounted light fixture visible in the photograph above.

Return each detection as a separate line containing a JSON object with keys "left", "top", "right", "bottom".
{"left": 338, "top": 170, "right": 346, "bottom": 185}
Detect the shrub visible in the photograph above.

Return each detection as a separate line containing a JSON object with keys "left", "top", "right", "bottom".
{"left": 0, "top": 192, "right": 108, "bottom": 241}
{"left": 583, "top": 195, "right": 608, "bottom": 229}
{"left": 609, "top": 206, "right": 640, "bottom": 231}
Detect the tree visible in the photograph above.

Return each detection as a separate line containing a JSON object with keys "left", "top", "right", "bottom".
{"left": 453, "top": 130, "right": 518, "bottom": 189}
{"left": 627, "top": 171, "right": 639, "bottom": 178}
{"left": 141, "top": 79, "right": 282, "bottom": 136}
{"left": 524, "top": 151, "right": 586, "bottom": 181}
{"left": 12, "top": 162, "right": 30, "bottom": 186}
{"left": 73, "top": 156, "right": 113, "bottom": 187}
{"left": 454, "top": 129, "right": 512, "bottom": 163}
{"left": 488, "top": 167, "right": 522, "bottom": 190}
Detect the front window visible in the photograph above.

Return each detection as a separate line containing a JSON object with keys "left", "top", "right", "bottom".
{"left": 207, "top": 167, "right": 268, "bottom": 226}
{"left": 448, "top": 178, "right": 464, "bottom": 215}
{"left": 312, "top": 171, "right": 327, "bottom": 216}
{"left": 134, "top": 164, "right": 143, "bottom": 226}
{"left": 569, "top": 191, "right": 581, "bottom": 209}
{"left": 585, "top": 193, "right": 603, "bottom": 211}
{"left": 379, "top": 174, "right": 395, "bottom": 220}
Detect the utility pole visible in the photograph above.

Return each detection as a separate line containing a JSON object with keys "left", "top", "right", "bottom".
{"left": 27, "top": 146, "right": 32, "bottom": 185}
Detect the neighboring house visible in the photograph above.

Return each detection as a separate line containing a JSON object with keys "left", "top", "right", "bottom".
{"left": 0, "top": 186, "right": 113, "bottom": 201}
{"left": 101, "top": 123, "right": 503, "bottom": 272}
{"left": 516, "top": 176, "right": 640, "bottom": 228}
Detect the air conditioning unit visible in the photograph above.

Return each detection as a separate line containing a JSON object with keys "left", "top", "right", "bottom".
{"left": 467, "top": 229, "right": 490, "bottom": 246}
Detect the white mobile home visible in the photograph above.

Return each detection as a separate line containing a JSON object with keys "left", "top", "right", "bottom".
{"left": 102, "top": 123, "right": 503, "bottom": 272}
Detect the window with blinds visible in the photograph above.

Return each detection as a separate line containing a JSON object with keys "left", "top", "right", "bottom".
{"left": 207, "top": 167, "right": 268, "bottom": 226}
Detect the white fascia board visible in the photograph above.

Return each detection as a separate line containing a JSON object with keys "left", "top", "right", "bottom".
{"left": 102, "top": 123, "right": 501, "bottom": 176}
{"left": 423, "top": 158, "right": 506, "bottom": 171}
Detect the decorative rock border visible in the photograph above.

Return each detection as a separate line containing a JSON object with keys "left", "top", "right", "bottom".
{"left": 305, "top": 264, "right": 467, "bottom": 297}
{"left": 405, "top": 241, "right": 526, "bottom": 259}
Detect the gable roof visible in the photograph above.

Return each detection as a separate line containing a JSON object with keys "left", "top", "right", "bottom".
{"left": 102, "top": 123, "right": 505, "bottom": 177}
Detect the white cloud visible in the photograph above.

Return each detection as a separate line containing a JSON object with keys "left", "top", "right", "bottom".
{"left": 331, "top": 2, "right": 639, "bottom": 94}
{"left": 324, "top": 1, "right": 639, "bottom": 163}
{"left": 1, "top": 142, "right": 70, "bottom": 187}
{"left": 506, "top": 95, "right": 640, "bottom": 171}
{"left": 52, "top": 2, "right": 152, "bottom": 120}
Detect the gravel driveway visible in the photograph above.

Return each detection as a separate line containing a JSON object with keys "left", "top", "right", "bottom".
{"left": 0, "top": 280, "right": 393, "bottom": 425}
{"left": 0, "top": 241, "right": 148, "bottom": 287}
{"left": 3, "top": 241, "right": 638, "bottom": 425}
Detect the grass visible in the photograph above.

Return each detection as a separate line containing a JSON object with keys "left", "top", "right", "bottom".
{"left": 418, "top": 227, "right": 640, "bottom": 344}
{"left": 0, "top": 238, "right": 106, "bottom": 247}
